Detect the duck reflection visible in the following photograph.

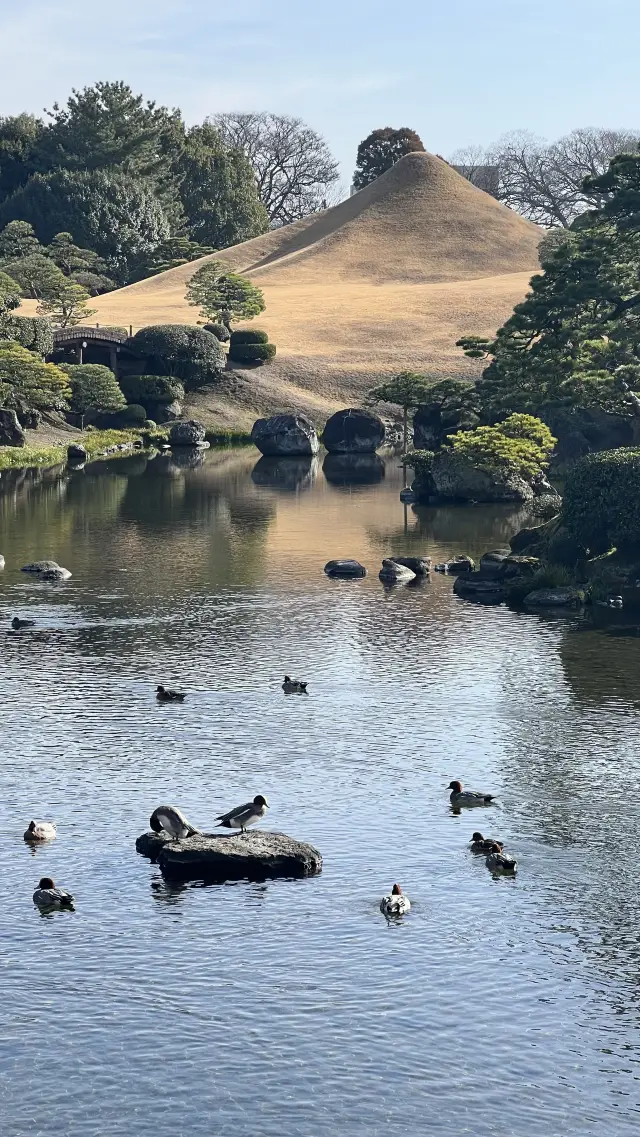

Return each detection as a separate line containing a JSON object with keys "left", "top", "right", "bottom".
{"left": 323, "top": 452, "right": 385, "bottom": 487}
{"left": 251, "top": 455, "right": 318, "bottom": 492}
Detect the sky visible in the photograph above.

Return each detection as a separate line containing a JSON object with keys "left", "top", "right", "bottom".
{"left": 0, "top": 0, "right": 638, "bottom": 186}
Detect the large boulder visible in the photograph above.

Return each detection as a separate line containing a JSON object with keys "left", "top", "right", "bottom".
{"left": 136, "top": 829, "right": 323, "bottom": 883}
{"left": 432, "top": 450, "right": 534, "bottom": 503}
{"left": 0, "top": 408, "right": 26, "bottom": 448}
{"left": 390, "top": 556, "right": 431, "bottom": 576}
{"left": 251, "top": 413, "right": 319, "bottom": 457}
{"left": 156, "top": 400, "right": 184, "bottom": 424}
{"left": 324, "top": 559, "right": 367, "bottom": 578}
{"left": 322, "top": 408, "right": 385, "bottom": 453}
{"left": 379, "top": 558, "right": 416, "bottom": 584}
{"left": 67, "top": 443, "right": 87, "bottom": 464}
{"left": 169, "top": 419, "right": 206, "bottom": 446}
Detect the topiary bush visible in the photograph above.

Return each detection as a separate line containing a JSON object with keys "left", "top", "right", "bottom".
{"left": 203, "top": 322, "right": 231, "bottom": 343}
{"left": 120, "top": 403, "right": 147, "bottom": 424}
{"left": 404, "top": 449, "right": 434, "bottom": 477}
{"left": 229, "top": 329, "right": 269, "bottom": 345}
{"left": 3, "top": 314, "right": 53, "bottom": 356}
{"left": 126, "top": 325, "right": 225, "bottom": 390}
{"left": 449, "top": 414, "right": 556, "bottom": 481}
{"left": 0, "top": 339, "right": 70, "bottom": 410}
{"left": 228, "top": 342, "right": 276, "bottom": 364}
{"left": 119, "top": 374, "right": 184, "bottom": 406}
{"left": 562, "top": 448, "right": 640, "bottom": 554}
{"left": 61, "top": 363, "right": 126, "bottom": 415}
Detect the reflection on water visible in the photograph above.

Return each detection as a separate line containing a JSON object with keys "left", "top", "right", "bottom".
{"left": 322, "top": 452, "right": 386, "bottom": 485}
{"left": 251, "top": 454, "right": 319, "bottom": 491}
{"left": 1, "top": 447, "right": 640, "bottom": 1137}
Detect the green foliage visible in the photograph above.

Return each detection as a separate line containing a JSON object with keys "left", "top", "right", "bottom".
{"left": 368, "top": 371, "right": 432, "bottom": 411}
{"left": 0, "top": 220, "right": 42, "bottom": 260}
{"left": 120, "top": 403, "right": 147, "bottom": 424}
{"left": 353, "top": 127, "right": 425, "bottom": 190}
{"left": 36, "top": 279, "right": 96, "bottom": 327}
{"left": 60, "top": 363, "right": 126, "bottom": 413}
{"left": 413, "top": 377, "right": 480, "bottom": 449}
{"left": 403, "top": 449, "right": 434, "bottom": 476}
{"left": 228, "top": 342, "right": 276, "bottom": 363}
{"left": 174, "top": 123, "right": 268, "bottom": 247}
{"left": 229, "top": 328, "right": 269, "bottom": 344}
{"left": 127, "top": 324, "right": 225, "bottom": 389}
{"left": 449, "top": 414, "right": 556, "bottom": 480}
{"left": 186, "top": 261, "right": 265, "bottom": 327}
{"left": 203, "top": 322, "right": 230, "bottom": 342}
{"left": 0, "top": 339, "right": 70, "bottom": 410}
{"left": 0, "top": 116, "right": 42, "bottom": 202}
{"left": 0, "top": 270, "right": 19, "bottom": 298}
{"left": 562, "top": 448, "right": 640, "bottom": 553}
{"left": 2, "top": 253, "right": 66, "bottom": 298}
{"left": 141, "top": 236, "right": 216, "bottom": 279}
{"left": 505, "top": 562, "right": 577, "bottom": 606}
{"left": 2, "top": 314, "right": 53, "bottom": 355}
{"left": 119, "top": 374, "right": 184, "bottom": 405}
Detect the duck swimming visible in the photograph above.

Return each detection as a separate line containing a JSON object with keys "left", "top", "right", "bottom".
{"left": 282, "top": 676, "right": 308, "bottom": 694}
{"left": 24, "top": 820, "right": 56, "bottom": 842}
{"left": 485, "top": 842, "right": 517, "bottom": 873}
{"left": 449, "top": 780, "right": 494, "bottom": 807}
{"left": 11, "top": 616, "right": 35, "bottom": 630}
{"left": 470, "top": 831, "right": 503, "bottom": 853}
{"left": 156, "top": 685, "right": 186, "bottom": 703}
{"left": 150, "top": 805, "right": 200, "bottom": 841}
{"left": 380, "top": 883, "right": 411, "bottom": 917}
{"left": 33, "top": 877, "right": 74, "bottom": 909}
{"left": 215, "top": 795, "right": 269, "bottom": 834}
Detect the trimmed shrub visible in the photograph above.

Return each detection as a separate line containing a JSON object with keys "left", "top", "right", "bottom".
{"left": 61, "top": 363, "right": 126, "bottom": 414}
{"left": 119, "top": 374, "right": 184, "bottom": 406}
{"left": 120, "top": 403, "right": 147, "bottom": 424}
{"left": 562, "top": 448, "right": 640, "bottom": 554}
{"left": 3, "top": 314, "right": 53, "bottom": 356}
{"left": 203, "top": 322, "right": 231, "bottom": 343}
{"left": 229, "top": 329, "right": 269, "bottom": 345}
{"left": 404, "top": 449, "right": 434, "bottom": 477}
{"left": 126, "top": 324, "right": 224, "bottom": 390}
{"left": 0, "top": 339, "right": 70, "bottom": 410}
{"left": 228, "top": 342, "right": 276, "bottom": 364}
{"left": 449, "top": 414, "right": 556, "bottom": 481}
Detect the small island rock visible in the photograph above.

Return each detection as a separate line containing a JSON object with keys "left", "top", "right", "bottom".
{"left": 21, "top": 560, "right": 61, "bottom": 574}
{"left": 322, "top": 408, "right": 385, "bottom": 453}
{"left": 251, "top": 413, "right": 319, "bottom": 457}
{"left": 169, "top": 420, "right": 206, "bottom": 446}
{"left": 136, "top": 829, "right": 322, "bottom": 882}
{"left": 324, "top": 559, "right": 367, "bottom": 578}
{"left": 379, "top": 558, "right": 416, "bottom": 583}
{"left": 67, "top": 443, "right": 88, "bottom": 463}
{"left": 432, "top": 450, "right": 534, "bottom": 503}
{"left": 523, "top": 587, "right": 584, "bottom": 608}
{"left": 390, "top": 556, "right": 431, "bottom": 576}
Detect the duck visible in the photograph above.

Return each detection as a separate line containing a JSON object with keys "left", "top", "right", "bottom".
{"left": 33, "top": 877, "right": 74, "bottom": 909}
{"left": 11, "top": 616, "right": 35, "bottom": 630}
{"left": 608, "top": 595, "right": 624, "bottom": 609}
{"left": 24, "top": 820, "right": 56, "bottom": 842}
{"left": 215, "top": 794, "right": 269, "bottom": 834}
{"left": 470, "top": 831, "right": 503, "bottom": 853}
{"left": 449, "top": 780, "right": 494, "bottom": 807}
{"left": 282, "top": 676, "right": 308, "bottom": 694}
{"left": 380, "top": 883, "right": 411, "bottom": 917}
{"left": 156, "top": 685, "right": 186, "bottom": 703}
{"left": 485, "top": 842, "right": 517, "bottom": 873}
{"left": 149, "top": 805, "right": 200, "bottom": 841}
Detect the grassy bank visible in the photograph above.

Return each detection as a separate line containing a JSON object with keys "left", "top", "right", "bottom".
{"left": 0, "top": 429, "right": 142, "bottom": 471}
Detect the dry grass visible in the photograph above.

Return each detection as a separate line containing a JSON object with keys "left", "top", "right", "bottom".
{"left": 23, "top": 153, "right": 542, "bottom": 427}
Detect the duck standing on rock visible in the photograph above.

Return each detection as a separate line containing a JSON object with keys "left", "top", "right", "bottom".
{"left": 11, "top": 616, "right": 35, "bottom": 630}
{"left": 150, "top": 806, "right": 201, "bottom": 840}
{"left": 470, "top": 831, "right": 503, "bottom": 853}
{"left": 24, "top": 820, "right": 56, "bottom": 842}
{"left": 282, "top": 676, "right": 308, "bottom": 694}
{"left": 449, "top": 780, "right": 494, "bottom": 807}
{"left": 156, "top": 685, "right": 186, "bottom": 703}
{"left": 33, "top": 877, "right": 74, "bottom": 909}
{"left": 380, "top": 883, "right": 411, "bottom": 917}
{"left": 215, "top": 795, "right": 269, "bottom": 835}
{"left": 485, "top": 842, "right": 517, "bottom": 874}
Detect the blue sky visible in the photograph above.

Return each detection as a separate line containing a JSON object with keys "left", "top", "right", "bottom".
{"left": 0, "top": 0, "right": 637, "bottom": 185}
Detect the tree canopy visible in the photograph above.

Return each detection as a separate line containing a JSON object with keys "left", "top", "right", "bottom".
{"left": 61, "top": 363, "right": 126, "bottom": 414}
{"left": 353, "top": 128, "right": 425, "bottom": 190}
{"left": 174, "top": 123, "right": 268, "bottom": 248}
{"left": 186, "top": 261, "right": 265, "bottom": 328}
{"left": 0, "top": 339, "right": 70, "bottom": 409}
{"left": 368, "top": 371, "right": 433, "bottom": 449}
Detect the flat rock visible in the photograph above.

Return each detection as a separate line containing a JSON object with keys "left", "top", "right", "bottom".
{"left": 523, "top": 587, "right": 584, "bottom": 608}
{"left": 136, "top": 829, "right": 323, "bottom": 882}
{"left": 453, "top": 574, "right": 506, "bottom": 602}
{"left": 21, "top": 560, "right": 61, "bottom": 573}
{"left": 324, "top": 558, "right": 367, "bottom": 578}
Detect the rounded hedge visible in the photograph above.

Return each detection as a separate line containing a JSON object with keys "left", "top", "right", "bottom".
{"left": 229, "top": 329, "right": 269, "bottom": 345}
{"left": 120, "top": 403, "right": 147, "bottom": 424}
{"left": 61, "top": 363, "right": 126, "bottom": 414}
{"left": 229, "top": 342, "right": 276, "bottom": 364}
{"left": 119, "top": 374, "right": 184, "bottom": 406}
{"left": 563, "top": 448, "right": 640, "bottom": 554}
{"left": 203, "top": 322, "right": 231, "bottom": 343}
{"left": 126, "top": 325, "right": 225, "bottom": 390}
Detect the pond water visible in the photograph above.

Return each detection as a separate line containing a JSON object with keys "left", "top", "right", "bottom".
{"left": 1, "top": 447, "right": 639, "bottom": 1137}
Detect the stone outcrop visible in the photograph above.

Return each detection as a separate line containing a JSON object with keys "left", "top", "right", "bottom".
{"left": 251, "top": 413, "right": 319, "bottom": 457}
{"left": 0, "top": 408, "right": 26, "bottom": 447}
{"left": 379, "top": 558, "right": 416, "bottom": 583}
{"left": 432, "top": 450, "right": 534, "bottom": 503}
{"left": 21, "top": 560, "right": 62, "bottom": 573}
{"left": 324, "top": 559, "right": 367, "bottom": 578}
{"left": 136, "top": 829, "right": 323, "bottom": 882}
{"left": 156, "top": 400, "right": 183, "bottom": 424}
{"left": 453, "top": 575, "right": 506, "bottom": 602}
{"left": 390, "top": 556, "right": 431, "bottom": 576}
{"left": 523, "top": 587, "right": 584, "bottom": 608}
{"left": 169, "top": 420, "right": 206, "bottom": 446}
{"left": 322, "top": 408, "right": 385, "bottom": 453}
{"left": 67, "top": 443, "right": 88, "bottom": 464}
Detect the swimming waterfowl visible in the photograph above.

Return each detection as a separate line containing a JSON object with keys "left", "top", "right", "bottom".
{"left": 485, "top": 842, "right": 517, "bottom": 873}
{"left": 380, "top": 883, "right": 411, "bottom": 916}
{"left": 282, "top": 676, "right": 308, "bottom": 694}
{"left": 156, "top": 685, "right": 186, "bottom": 703}
{"left": 11, "top": 616, "right": 35, "bottom": 630}
{"left": 33, "top": 877, "right": 74, "bottom": 909}
{"left": 470, "top": 831, "right": 503, "bottom": 853}
{"left": 149, "top": 805, "right": 200, "bottom": 841}
{"left": 24, "top": 820, "right": 56, "bottom": 842}
{"left": 449, "top": 780, "right": 494, "bottom": 807}
{"left": 215, "top": 795, "right": 269, "bottom": 834}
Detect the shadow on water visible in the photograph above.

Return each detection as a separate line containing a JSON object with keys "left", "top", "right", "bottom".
{"left": 322, "top": 452, "right": 386, "bottom": 486}
{"left": 251, "top": 454, "right": 318, "bottom": 491}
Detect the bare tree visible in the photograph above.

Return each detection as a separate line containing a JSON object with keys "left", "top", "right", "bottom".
{"left": 210, "top": 112, "right": 340, "bottom": 226}
{"left": 448, "top": 144, "right": 499, "bottom": 197}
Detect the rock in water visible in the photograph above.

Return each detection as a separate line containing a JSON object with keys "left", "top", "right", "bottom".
{"left": 432, "top": 450, "right": 534, "bottom": 502}
{"left": 0, "top": 408, "right": 26, "bottom": 448}
{"left": 523, "top": 588, "right": 584, "bottom": 608}
{"left": 136, "top": 829, "right": 323, "bottom": 882}
{"left": 40, "top": 567, "right": 72, "bottom": 580}
{"left": 251, "top": 413, "right": 319, "bottom": 456}
{"left": 391, "top": 556, "right": 431, "bottom": 576}
{"left": 169, "top": 420, "right": 206, "bottom": 446}
{"left": 379, "top": 558, "right": 416, "bottom": 583}
{"left": 21, "top": 560, "right": 61, "bottom": 573}
{"left": 322, "top": 408, "right": 385, "bottom": 453}
{"left": 67, "top": 443, "right": 88, "bottom": 464}
{"left": 324, "top": 559, "right": 367, "bottom": 578}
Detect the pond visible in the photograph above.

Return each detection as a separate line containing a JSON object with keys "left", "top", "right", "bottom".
{"left": 1, "top": 447, "right": 639, "bottom": 1137}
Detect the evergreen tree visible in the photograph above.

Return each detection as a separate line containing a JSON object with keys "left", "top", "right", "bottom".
{"left": 186, "top": 261, "right": 265, "bottom": 328}
{"left": 175, "top": 123, "right": 268, "bottom": 248}
{"left": 353, "top": 127, "right": 425, "bottom": 190}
